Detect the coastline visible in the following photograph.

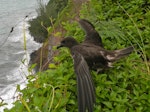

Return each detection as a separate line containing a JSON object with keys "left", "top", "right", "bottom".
{"left": 3, "top": 0, "right": 150, "bottom": 111}
{"left": 0, "top": 17, "right": 41, "bottom": 112}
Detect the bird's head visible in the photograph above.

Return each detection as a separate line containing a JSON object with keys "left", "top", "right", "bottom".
{"left": 57, "top": 37, "right": 79, "bottom": 49}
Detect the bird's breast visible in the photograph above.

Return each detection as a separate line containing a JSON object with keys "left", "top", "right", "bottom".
{"left": 72, "top": 45, "right": 109, "bottom": 71}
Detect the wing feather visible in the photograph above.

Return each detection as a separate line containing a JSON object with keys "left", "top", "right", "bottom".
{"left": 72, "top": 51, "right": 95, "bottom": 112}
{"left": 79, "top": 19, "right": 103, "bottom": 47}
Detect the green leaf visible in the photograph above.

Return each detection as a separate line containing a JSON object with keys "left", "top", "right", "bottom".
{"left": 103, "top": 101, "right": 113, "bottom": 109}
{"left": 49, "top": 63, "right": 57, "bottom": 69}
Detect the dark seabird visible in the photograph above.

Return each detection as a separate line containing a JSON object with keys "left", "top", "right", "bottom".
{"left": 57, "top": 37, "right": 134, "bottom": 112}
{"left": 57, "top": 16, "right": 133, "bottom": 112}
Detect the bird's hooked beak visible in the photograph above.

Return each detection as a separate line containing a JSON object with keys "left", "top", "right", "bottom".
{"left": 57, "top": 44, "right": 63, "bottom": 49}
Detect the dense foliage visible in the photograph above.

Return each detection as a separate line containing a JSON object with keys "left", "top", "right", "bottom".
{"left": 4, "top": 0, "right": 150, "bottom": 111}
{"left": 28, "top": 0, "right": 68, "bottom": 43}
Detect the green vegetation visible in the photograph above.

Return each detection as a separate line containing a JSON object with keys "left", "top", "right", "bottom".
{"left": 28, "top": 0, "right": 68, "bottom": 43}
{"left": 3, "top": 0, "right": 150, "bottom": 111}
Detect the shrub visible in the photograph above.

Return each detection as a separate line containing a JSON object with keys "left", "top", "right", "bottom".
{"left": 28, "top": 0, "right": 68, "bottom": 43}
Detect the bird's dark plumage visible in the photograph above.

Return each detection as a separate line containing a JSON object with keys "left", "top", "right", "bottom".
{"left": 57, "top": 19, "right": 134, "bottom": 112}
{"left": 79, "top": 19, "right": 103, "bottom": 47}
{"left": 73, "top": 51, "right": 95, "bottom": 112}
{"left": 57, "top": 37, "right": 96, "bottom": 112}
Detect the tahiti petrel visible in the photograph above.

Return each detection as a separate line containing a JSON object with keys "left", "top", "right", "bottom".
{"left": 57, "top": 19, "right": 134, "bottom": 112}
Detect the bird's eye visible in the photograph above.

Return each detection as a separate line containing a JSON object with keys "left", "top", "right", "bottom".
{"left": 62, "top": 40, "right": 66, "bottom": 44}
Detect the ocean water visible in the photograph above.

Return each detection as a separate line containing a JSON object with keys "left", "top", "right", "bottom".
{"left": 0, "top": 0, "right": 49, "bottom": 111}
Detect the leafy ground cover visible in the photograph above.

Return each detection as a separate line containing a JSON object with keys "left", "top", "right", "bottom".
{"left": 3, "top": 0, "right": 150, "bottom": 111}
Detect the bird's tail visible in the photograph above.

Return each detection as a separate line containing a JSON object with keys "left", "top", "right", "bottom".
{"left": 107, "top": 46, "right": 134, "bottom": 61}
{"left": 114, "top": 46, "right": 134, "bottom": 60}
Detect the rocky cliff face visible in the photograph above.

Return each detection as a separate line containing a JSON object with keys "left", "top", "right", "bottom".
{"left": 30, "top": 0, "right": 88, "bottom": 71}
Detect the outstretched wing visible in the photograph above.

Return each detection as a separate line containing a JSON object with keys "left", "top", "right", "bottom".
{"left": 72, "top": 51, "right": 95, "bottom": 112}
{"left": 78, "top": 19, "right": 103, "bottom": 47}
